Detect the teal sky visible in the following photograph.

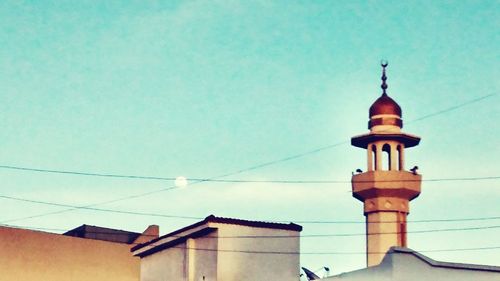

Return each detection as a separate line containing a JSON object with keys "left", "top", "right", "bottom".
{"left": 1, "top": 0, "right": 499, "bottom": 276}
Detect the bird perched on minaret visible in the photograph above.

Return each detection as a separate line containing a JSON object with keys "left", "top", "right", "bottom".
{"left": 410, "top": 166, "right": 419, "bottom": 175}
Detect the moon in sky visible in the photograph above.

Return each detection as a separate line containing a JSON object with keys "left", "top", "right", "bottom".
{"left": 175, "top": 176, "right": 188, "bottom": 187}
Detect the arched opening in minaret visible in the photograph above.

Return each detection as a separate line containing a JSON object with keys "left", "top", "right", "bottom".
{"left": 382, "top": 143, "right": 391, "bottom": 170}
{"left": 371, "top": 144, "right": 377, "bottom": 170}
{"left": 397, "top": 145, "right": 403, "bottom": 170}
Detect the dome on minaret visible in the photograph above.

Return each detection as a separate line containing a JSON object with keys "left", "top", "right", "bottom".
{"left": 367, "top": 62, "right": 403, "bottom": 130}
{"left": 369, "top": 93, "right": 402, "bottom": 117}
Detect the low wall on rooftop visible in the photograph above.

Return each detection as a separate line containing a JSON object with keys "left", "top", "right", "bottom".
{"left": 0, "top": 226, "right": 140, "bottom": 281}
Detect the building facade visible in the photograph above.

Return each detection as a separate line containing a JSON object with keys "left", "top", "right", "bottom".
{"left": 132, "top": 215, "right": 302, "bottom": 281}
{"left": 325, "top": 247, "right": 500, "bottom": 281}
{"left": 0, "top": 224, "right": 157, "bottom": 281}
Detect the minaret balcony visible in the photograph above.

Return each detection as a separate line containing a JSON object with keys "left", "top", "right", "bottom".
{"left": 352, "top": 171, "right": 421, "bottom": 202}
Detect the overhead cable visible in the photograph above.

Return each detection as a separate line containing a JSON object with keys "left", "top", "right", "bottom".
{"left": 0, "top": 93, "right": 497, "bottom": 223}
{"left": 137, "top": 245, "right": 500, "bottom": 255}
{"left": 0, "top": 164, "right": 498, "bottom": 184}
{"left": 1, "top": 193, "right": 500, "bottom": 225}
{"left": 12, "top": 224, "right": 500, "bottom": 238}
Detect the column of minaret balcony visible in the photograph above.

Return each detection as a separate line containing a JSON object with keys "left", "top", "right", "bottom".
{"left": 351, "top": 62, "right": 422, "bottom": 267}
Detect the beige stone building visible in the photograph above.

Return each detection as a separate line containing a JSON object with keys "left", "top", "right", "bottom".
{"left": 0, "top": 215, "right": 301, "bottom": 281}
{"left": 0, "top": 224, "right": 158, "bottom": 281}
{"left": 132, "top": 215, "right": 302, "bottom": 281}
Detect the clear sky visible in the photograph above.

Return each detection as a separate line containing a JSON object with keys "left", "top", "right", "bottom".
{"left": 0, "top": 0, "right": 499, "bottom": 277}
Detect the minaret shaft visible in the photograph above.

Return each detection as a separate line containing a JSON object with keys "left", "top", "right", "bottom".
{"left": 365, "top": 211, "right": 407, "bottom": 266}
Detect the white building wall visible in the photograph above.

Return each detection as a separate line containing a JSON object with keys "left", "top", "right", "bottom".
{"left": 140, "top": 243, "right": 187, "bottom": 281}
{"left": 391, "top": 253, "right": 500, "bottom": 281}
{"left": 213, "top": 223, "right": 300, "bottom": 281}
{"left": 325, "top": 250, "right": 500, "bottom": 281}
{"left": 138, "top": 222, "right": 300, "bottom": 281}
{"left": 189, "top": 234, "right": 218, "bottom": 281}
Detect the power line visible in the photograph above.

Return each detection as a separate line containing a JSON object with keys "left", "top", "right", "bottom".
{"left": 1, "top": 93, "right": 496, "bottom": 224}
{"left": 1, "top": 193, "right": 500, "bottom": 225}
{"left": 291, "top": 215, "right": 500, "bottom": 224}
{"left": 2, "top": 223, "right": 499, "bottom": 240}
{"left": 0, "top": 93, "right": 496, "bottom": 185}
{"left": 1, "top": 173, "right": 499, "bottom": 223}
{"left": 0, "top": 193, "right": 202, "bottom": 223}
{"left": 0, "top": 94, "right": 495, "bottom": 193}
{"left": 206, "top": 92, "right": 498, "bottom": 178}
{"left": 405, "top": 93, "right": 497, "bottom": 124}
{"left": 3, "top": 221, "right": 498, "bottom": 255}
{"left": 300, "top": 225, "right": 500, "bottom": 238}
{"left": 189, "top": 176, "right": 499, "bottom": 184}
{"left": 0, "top": 164, "right": 498, "bottom": 184}
{"left": 0, "top": 165, "right": 178, "bottom": 181}
{"left": 138, "top": 245, "right": 500, "bottom": 255}
{"left": 0, "top": 171, "right": 226, "bottom": 223}
{"left": 0, "top": 224, "right": 65, "bottom": 232}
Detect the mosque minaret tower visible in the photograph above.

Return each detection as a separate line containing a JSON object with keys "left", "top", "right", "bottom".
{"left": 351, "top": 62, "right": 422, "bottom": 267}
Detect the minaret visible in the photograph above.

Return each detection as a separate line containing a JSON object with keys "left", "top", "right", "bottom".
{"left": 351, "top": 62, "right": 422, "bottom": 267}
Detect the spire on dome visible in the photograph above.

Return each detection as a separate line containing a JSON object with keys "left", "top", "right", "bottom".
{"left": 381, "top": 60, "right": 388, "bottom": 95}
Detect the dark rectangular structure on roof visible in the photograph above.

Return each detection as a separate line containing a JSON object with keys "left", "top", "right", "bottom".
{"left": 63, "top": 224, "right": 141, "bottom": 244}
